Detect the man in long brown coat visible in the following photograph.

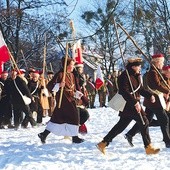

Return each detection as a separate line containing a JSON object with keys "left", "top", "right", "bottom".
{"left": 125, "top": 60, "right": 170, "bottom": 147}
{"left": 97, "top": 57, "right": 160, "bottom": 155}
{"left": 38, "top": 57, "right": 84, "bottom": 144}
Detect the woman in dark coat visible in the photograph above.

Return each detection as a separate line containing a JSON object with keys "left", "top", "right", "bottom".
{"left": 38, "top": 57, "right": 84, "bottom": 144}
{"left": 97, "top": 57, "right": 160, "bottom": 155}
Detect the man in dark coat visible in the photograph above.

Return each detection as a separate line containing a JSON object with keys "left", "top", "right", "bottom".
{"left": 124, "top": 59, "right": 170, "bottom": 147}
{"left": 0, "top": 71, "right": 13, "bottom": 128}
{"left": 106, "top": 73, "right": 118, "bottom": 102}
{"left": 86, "top": 76, "right": 96, "bottom": 108}
{"left": 28, "top": 70, "right": 43, "bottom": 125}
{"left": 46, "top": 71, "right": 55, "bottom": 117}
{"left": 97, "top": 57, "right": 160, "bottom": 155}
{"left": 98, "top": 80, "right": 107, "bottom": 107}
{"left": 73, "top": 63, "right": 90, "bottom": 134}
{"left": 4, "top": 69, "right": 36, "bottom": 129}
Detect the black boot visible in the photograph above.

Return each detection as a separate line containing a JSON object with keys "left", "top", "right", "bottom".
{"left": 29, "top": 117, "right": 37, "bottom": 127}
{"left": 72, "top": 136, "right": 84, "bottom": 143}
{"left": 38, "top": 129, "right": 50, "bottom": 144}
{"left": 124, "top": 134, "right": 134, "bottom": 147}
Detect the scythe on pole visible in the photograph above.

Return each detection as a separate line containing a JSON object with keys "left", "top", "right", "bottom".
{"left": 112, "top": 17, "right": 145, "bottom": 125}
{"left": 117, "top": 23, "right": 170, "bottom": 90}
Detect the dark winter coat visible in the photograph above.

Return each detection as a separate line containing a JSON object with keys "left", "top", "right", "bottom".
{"left": 4, "top": 76, "right": 31, "bottom": 106}
{"left": 73, "top": 70, "right": 89, "bottom": 107}
{"left": 118, "top": 68, "right": 152, "bottom": 118}
{"left": 28, "top": 79, "right": 42, "bottom": 111}
{"left": 143, "top": 66, "right": 169, "bottom": 109}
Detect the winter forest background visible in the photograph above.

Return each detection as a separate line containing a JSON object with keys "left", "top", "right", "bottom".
{"left": 1, "top": 0, "right": 170, "bottom": 75}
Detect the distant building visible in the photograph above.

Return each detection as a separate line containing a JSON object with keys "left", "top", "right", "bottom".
{"left": 83, "top": 51, "right": 103, "bottom": 80}
{"left": 45, "top": 50, "right": 103, "bottom": 80}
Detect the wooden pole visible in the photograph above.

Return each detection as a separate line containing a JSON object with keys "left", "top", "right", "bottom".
{"left": 58, "top": 42, "right": 69, "bottom": 108}
{"left": 20, "top": 49, "right": 28, "bottom": 70}
{"left": 7, "top": 49, "right": 21, "bottom": 74}
{"left": 117, "top": 23, "right": 170, "bottom": 90}
{"left": 49, "top": 62, "right": 53, "bottom": 72}
{"left": 42, "top": 33, "right": 47, "bottom": 79}
{"left": 112, "top": 18, "right": 145, "bottom": 125}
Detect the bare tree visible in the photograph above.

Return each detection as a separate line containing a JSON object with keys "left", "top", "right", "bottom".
{"left": 80, "top": 0, "right": 134, "bottom": 75}
{"left": 0, "top": 0, "right": 70, "bottom": 70}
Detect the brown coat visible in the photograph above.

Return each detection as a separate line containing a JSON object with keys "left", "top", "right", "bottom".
{"left": 118, "top": 68, "right": 152, "bottom": 117}
{"left": 143, "top": 66, "right": 169, "bottom": 109}
{"left": 47, "top": 70, "right": 79, "bottom": 125}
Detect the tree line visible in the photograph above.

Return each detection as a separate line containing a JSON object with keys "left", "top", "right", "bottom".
{"left": 1, "top": 0, "right": 170, "bottom": 74}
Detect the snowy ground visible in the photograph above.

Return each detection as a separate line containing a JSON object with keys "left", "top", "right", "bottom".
{"left": 0, "top": 96, "right": 170, "bottom": 170}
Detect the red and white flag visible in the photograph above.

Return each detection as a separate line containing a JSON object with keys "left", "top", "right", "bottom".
{"left": 72, "top": 40, "right": 83, "bottom": 63}
{"left": 95, "top": 65, "right": 104, "bottom": 90}
{"left": 0, "top": 31, "right": 10, "bottom": 63}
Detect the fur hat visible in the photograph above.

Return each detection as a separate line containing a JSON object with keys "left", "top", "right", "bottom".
{"left": 33, "top": 70, "right": 40, "bottom": 75}
{"left": 47, "top": 71, "right": 54, "bottom": 75}
{"left": 61, "top": 57, "right": 74, "bottom": 68}
{"left": 127, "top": 57, "right": 143, "bottom": 67}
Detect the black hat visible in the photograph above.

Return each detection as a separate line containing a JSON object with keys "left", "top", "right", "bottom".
{"left": 47, "top": 71, "right": 54, "bottom": 75}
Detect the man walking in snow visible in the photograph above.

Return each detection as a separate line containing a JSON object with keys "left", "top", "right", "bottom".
{"left": 97, "top": 57, "right": 160, "bottom": 155}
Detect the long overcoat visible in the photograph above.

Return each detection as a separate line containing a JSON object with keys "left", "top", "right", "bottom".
{"left": 46, "top": 70, "right": 79, "bottom": 136}
{"left": 143, "top": 66, "right": 169, "bottom": 109}
{"left": 118, "top": 68, "right": 152, "bottom": 118}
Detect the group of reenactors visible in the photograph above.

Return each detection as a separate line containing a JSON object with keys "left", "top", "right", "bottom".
{"left": 2, "top": 53, "right": 170, "bottom": 154}
{"left": 0, "top": 68, "right": 55, "bottom": 129}
{"left": 97, "top": 53, "right": 170, "bottom": 155}
{"left": 0, "top": 60, "right": 119, "bottom": 132}
{"left": 86, "top": 71, "right": 120, "bottom": 108}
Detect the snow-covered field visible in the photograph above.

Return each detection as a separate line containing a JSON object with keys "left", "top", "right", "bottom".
{"left": 0, "top": 97, "right": 170, "bottom": 170}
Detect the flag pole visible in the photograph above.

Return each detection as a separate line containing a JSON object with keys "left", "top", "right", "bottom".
{"left": 8, "top": 49, "right": 21, "bottom": 74}
{"left": 58, "top": 42, "right": 69, "bottom": 108}
{"left": 49, "top": 62, "right": 53, "bottom": 72}
{"left": 42, "top": 32, "right": 47, "bottom": 79}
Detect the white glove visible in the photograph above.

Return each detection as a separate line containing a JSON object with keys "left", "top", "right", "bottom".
{"left": 74, "top": 90, "right": 84, "bottom": 99}
{"left": 52, "top": 83, "right": 60, "bottom": 92}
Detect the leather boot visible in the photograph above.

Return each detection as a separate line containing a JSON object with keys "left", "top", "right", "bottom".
{"left": 38, "top": 129, "right": 50, "bottom": 144}
{"left": 96, "top": 141, "right": 108, "bottom": 154}
{"left": 124, "top": 134, "right": 134, "bottom": 147}
{"left": 145, "top": 144, "right": 160, "bottom": 155}
{"left": 72, "top": 136, "right": 84, "bottom": 143}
